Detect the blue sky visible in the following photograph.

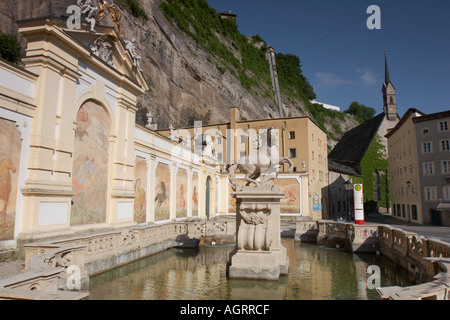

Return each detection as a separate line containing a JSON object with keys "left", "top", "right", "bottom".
{"left": 206, "top": 0, "right": 450, "bottom": 117}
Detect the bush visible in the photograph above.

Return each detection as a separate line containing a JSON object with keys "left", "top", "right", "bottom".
{"left": 0, "top": 31, "right": 21, "bottom": 63}
{"left": 119, "top": 0, "right": 148, "bottom": 20}
{"left": 344, "top": 101, "right": 376, "bottom": 123}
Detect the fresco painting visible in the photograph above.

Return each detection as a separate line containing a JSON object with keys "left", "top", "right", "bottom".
{"left": 228, "top": 178, "right": 301, "bottom": 214}
{"left": 191, "top": 172, "right": 199, "bottom": 217}
{"left": 0, "top": 119, "right": 22, "bottom": 241}
{"left": 71, "top": 101, "right": 111, "bottom": 226}
{"left": 274, "top": 178, "right": 301, "bottom": 214}
{"left": 155, "top": 162, "right": 171, "bottom": 221}
{"left": 176, "top": 168, "right": 187, "bottom": 218}
{"left": 134, "top": 157, "right": 148, "bottom": 224}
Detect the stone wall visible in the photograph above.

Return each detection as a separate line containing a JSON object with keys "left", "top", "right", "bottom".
{"left": 0, "top": 219, "right": 235, "bottom": 300}
{"left": 296, "top": 220, "right": 450, "bottom": 300}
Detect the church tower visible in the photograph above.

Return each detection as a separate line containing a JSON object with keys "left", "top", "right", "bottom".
{"left": 382, "top": 53, "right": 398, "bottom": 121}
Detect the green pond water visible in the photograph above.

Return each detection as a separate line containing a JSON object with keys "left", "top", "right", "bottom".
{"left": 88, "top": 239, "right": 415, "bottom": 300}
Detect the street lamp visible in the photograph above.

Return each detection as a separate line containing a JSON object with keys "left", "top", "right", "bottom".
{"left": 344, "top": 179, "right": 353, "bottom": 222}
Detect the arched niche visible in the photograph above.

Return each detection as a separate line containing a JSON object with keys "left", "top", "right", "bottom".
{"left": 71, "top": 100, "right": 112, "bottom": 226}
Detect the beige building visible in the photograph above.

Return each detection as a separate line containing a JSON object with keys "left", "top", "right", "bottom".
{"left": 0, "top": 15, "right": 328, "bottom": 253}
{"left": 386, "top": 108, "right": 450, "bottom": 226}
{"left": 158, "top": 106, "right": 329, "bottom": 220}
{"left": 0, "top": 17, "right": 222, "bottom": 251}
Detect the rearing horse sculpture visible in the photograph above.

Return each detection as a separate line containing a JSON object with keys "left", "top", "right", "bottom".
{"left": 228, "top": 128, "right": 294, "bottom": 191}
{"left": 0, "top": 159, "right": 16, "bottom": 226}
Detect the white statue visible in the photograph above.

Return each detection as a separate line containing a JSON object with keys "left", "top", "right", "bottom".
{"left": 90, "top": 36, "right": 116, "bottom": 68}
{"left": 77, "top": 0, "right": 98, "bottom": 32}
{"left": 124, "top": 38, "right": 143, "bottom": 71}
{"left": 202, "top": 135, "right": 215, "bottom": 158}
{"left": 228, "top": 128, "right": 294, "bottom": 191}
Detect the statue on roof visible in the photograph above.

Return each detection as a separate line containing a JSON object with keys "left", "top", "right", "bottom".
{"left": 124, "top": 38, "right": 143, "bottom": 72}
{"left": 77, "top": 0, "right": 98, "bottom": 32}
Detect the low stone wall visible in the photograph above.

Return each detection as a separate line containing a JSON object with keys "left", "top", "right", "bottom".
{"left": 296, "top": 220, "right": 450, "bottom": 300}
{"left": 296, "top": 220, "right": 380, "bottom": 253}
{"left": 0, "top": 220, "right": 236, "bottom": 300}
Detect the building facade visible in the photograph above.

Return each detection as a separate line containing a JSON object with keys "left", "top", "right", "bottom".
{"left": 0, "top": 18, "right": 222, "bottom": 250}
{"left": 386, "top": 109, "right": 450, "bottom": 226}
{"left": 158, "top": 106, "right": 329, "bottom": 220}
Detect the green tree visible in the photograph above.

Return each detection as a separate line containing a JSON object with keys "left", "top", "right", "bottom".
{"left": 0, "top": 31, "right": 21, "bottom": 63}
{"left": 344, "top": 101, "right": 376, "bottom": 123}
{"left": 276, "top": 53, "right": 316, "bottom": 102}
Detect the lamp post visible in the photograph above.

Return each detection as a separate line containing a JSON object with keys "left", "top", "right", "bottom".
{"left": 344, "top": 179, "right": 353, "bottom": 222}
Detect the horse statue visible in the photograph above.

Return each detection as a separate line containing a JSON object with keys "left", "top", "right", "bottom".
{"left": 228, "top": 128, "right": 294, "bottom": 191}
{"left": 0, "top": 159, "right": 16, "bottom": 226}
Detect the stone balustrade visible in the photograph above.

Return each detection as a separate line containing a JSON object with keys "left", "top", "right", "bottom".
{"left": 296, "top": 219, "right": 450, "bottom": 300}
{"left": 298, "top": 220, "right": 380, "bottom": 253}
{"left": 0, "top": 219, "right": 235, "bottom": 300}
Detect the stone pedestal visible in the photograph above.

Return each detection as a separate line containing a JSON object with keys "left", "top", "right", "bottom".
{"left": 227, "top": 186, "right": 289, "bottom": 280}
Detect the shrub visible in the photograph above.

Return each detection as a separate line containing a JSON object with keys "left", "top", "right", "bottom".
{"left": 0, "top": 31, "right": 21, "bottom": 63}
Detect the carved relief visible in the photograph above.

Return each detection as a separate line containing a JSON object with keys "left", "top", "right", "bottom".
{"left": 89, "top": 36, "right": 117, "bottom": 68}
{"left": 237, "top": 203, "right": 272, "bottom": 251}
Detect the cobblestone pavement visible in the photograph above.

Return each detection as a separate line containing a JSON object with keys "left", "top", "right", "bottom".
{"left": 365, "top": 213, "right": 450, "bottom": 244}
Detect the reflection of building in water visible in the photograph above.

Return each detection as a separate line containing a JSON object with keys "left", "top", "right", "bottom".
{"left": 88, "top": 239, "right": 414, "bottom": 300}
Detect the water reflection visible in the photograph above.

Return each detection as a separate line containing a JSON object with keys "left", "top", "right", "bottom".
{"left": 89, "top": 239, "right": 414, "bottom": 300}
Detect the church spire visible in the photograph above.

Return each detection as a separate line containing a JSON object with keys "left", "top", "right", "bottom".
{"left": 384, "top": 51, "right": 391, "bottom": 86}
{"left": 382, "top": 51, "right": 398, "bottom": 121}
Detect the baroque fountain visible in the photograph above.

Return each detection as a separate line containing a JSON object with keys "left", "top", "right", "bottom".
{"left": 227, "top": 128, "right": 292, "bottom": 280}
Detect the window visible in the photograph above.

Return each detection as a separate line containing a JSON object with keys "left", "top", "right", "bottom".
{"left": 422, "top": 141, "right": 432, "bottom": 153}
{"left": 425, "top": 187, "right": 437, "bottom": 201}
{"left": 441, "top": 139, "right": 450, "bottom": 151}
{"left": 402, "top": 205, "right": 406, "bottom": 218}
{"left": 442, "top": 160, "right": 450, "bottom": 174}
{"left": 216, "top": 137, "right": 222, "bottom": 145}
{"left": 240, "top": 135, "right": 246, "bottom": 144}
{"left": 289, "top": 148, "right": 297, "bottom": 158}
{"left": 422, "top": 128, "right": 429, "bottom": 135}
{"left": 412, "top": 205, "right": 418, "bottom": 220}
{"left": 443, "top": 186, "right": 450, "bottom": 201}
{"left": 289, "top": 131, "right": 296, "bottom": 140}
{"left": 439, "top": 121, "right": 449, "bottom": 132}
{"left": 239, "top": 151, "right": 246, "bottom": 159}
{"left": 423, "top": 162, "right": 434, "bottom": 175}
{"left": 217, "top": 153, "right": 223, "bottom": 162}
